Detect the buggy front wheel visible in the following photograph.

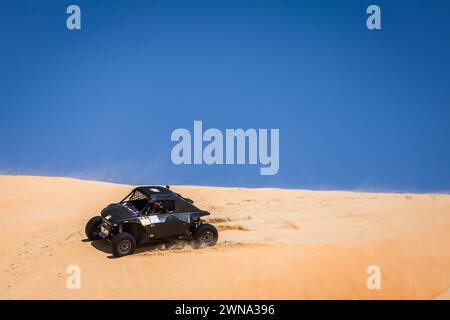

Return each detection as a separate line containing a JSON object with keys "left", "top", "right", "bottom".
{"left": 85, "top": 216, "right": 103, "bottom": 241}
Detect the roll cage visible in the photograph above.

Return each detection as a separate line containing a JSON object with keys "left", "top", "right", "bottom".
{"left": 119, "top": 186, "right": 200, "bottom": 215}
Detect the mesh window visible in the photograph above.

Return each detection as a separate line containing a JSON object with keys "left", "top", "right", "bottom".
{"left": 130, "top": 190, "right": 148, "bottom": 201}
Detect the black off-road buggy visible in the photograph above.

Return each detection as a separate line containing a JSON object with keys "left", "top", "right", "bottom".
{"left": 85, "top": 186, "right": 218, "bottom": 257}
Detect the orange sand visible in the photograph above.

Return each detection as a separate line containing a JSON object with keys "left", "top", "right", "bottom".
{"left": 0, "top": 175, "right": 449, "bottom": 299}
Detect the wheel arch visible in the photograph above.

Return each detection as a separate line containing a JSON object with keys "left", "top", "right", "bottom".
{"left": 121, "top": 222, "right": 147, "bottom": 244}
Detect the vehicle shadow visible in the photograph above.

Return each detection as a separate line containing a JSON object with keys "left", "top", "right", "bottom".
{"left": 88, "top": 239, "right": 188, "bottom": 259}
{"left": 90, "top": 239, "right": 112, "bottom": 254}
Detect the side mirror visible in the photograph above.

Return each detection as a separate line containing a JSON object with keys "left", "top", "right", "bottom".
{"left": 165, "top": 185, "right": 170, "bottom": 189}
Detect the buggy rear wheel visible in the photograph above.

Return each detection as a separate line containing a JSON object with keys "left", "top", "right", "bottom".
{"left": 112, "top": 232, "right": 136, "bottom": 257}
{"left": 85, "top": 216, "right": 103, "bottom": 241}
{"left": 192, "top": 224, "right": 218, "bottom": 248}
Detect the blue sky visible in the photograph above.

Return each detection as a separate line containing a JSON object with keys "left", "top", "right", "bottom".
{"left": 1, "top": 0, "right": 450, "bottom": 192}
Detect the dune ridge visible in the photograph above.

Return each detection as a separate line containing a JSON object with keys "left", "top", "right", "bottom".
{"left": 0, "top": 175, "right": 449, "bottom": 299}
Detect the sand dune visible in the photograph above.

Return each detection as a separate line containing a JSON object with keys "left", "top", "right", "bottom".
{"left": 0, "top": 175, "right": 449, "bottom": 299}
